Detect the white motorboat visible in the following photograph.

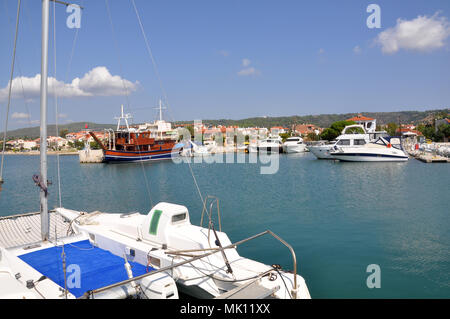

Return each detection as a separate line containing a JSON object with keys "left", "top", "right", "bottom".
{"left": 308, "top": 125, "right": 388, "bottom": 159}
{"left": 257, "top": 136, "right": 283, "bottom": 153}
{"left": 53, "top": 199, "right": 311, "bottom": 299}
{"left": 330, "top": 136, "right": 409, "bottom": 162}
{"left": 282, "top": 136, "right": 307, "bottom": 153}
{"left": 307, "top": 140, "right": 336, "bottom": 159}
{"left": 203, "top": 140, "right": 218, "bottom": 153}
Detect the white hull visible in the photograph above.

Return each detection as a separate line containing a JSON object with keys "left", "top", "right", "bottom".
{"left": 283, "top": 144, "right": 307, "bottom": 153}
{"left": 54, "top": 204, "right": 311, "bottom": 299}
{"left": 308, "top": 145, "right": 334, "bottom": 159}
{"left": 331, "top": 154, "right": 408, "bottom": 162}
{"left": 330, "top": 146, "right": 409, "bottom": 162}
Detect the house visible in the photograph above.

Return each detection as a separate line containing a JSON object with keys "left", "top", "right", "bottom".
{"left": 293, "top": 124, "right": 322, "bottom": 136}
{"left": 346, "top": 114, "right": 376, "bottom": 133}
{"left": 270, "top": 126, "right": 289, "bottom": 135}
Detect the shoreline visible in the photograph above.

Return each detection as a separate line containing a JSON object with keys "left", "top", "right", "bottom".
{"left": 2, "top": 151, "right": 79, "bottom": 156}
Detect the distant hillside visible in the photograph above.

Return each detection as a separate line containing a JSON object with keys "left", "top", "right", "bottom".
{"left": 5, "top": 122, "right": 115, "bottom": 139}
{"left": 176, "top": 108, "right": 449, "bottom": 128}
{"left": 4, "top": 108, "right": 448, "bottom": 139}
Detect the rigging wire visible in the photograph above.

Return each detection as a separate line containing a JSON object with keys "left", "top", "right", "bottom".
{"left": 50, "top": 0, "right": 84, "bottom": 207}
{"left": 0, "top": 0, "right": 21, "bottom": 184}
{"left": 130, "top": 0, "right": 204, "bottom": 204}
{"left": 130, "top": 0, "right": 176, "bottom": 124}
{"left": 104, "top": 0, "right": 154, "bottom": 208}
{"left": 2, "top": 0, "right": 34, "bottom": 130}
{"left": 52, "top": 0, "right": 62, "bottom": 208}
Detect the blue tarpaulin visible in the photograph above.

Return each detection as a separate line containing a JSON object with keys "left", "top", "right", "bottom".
{"left": 19, "top": 240, "right": 151, "bottom": 298}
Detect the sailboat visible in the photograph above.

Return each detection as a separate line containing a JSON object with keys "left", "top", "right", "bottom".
{"left": 0, "top": 0, "right": 311, "bottom": 299}
{"left": 0, "top": 0, "right": 178, "bottom": 299}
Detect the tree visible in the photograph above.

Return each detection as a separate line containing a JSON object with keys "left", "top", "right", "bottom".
{"left": 319, "top": 120, "right": 356, "bottom": 141}
{"left": 59, "top": 129, "right": 69, "bottom": 138}
{"left": 306, "top": 133, "right": 319, "bottom": 141}
{"left": 385, "top": 123, "right": 398, "bottom": 136}
{"left": 185, "top": 125, "right": 194, "bottom": 138}
{"left": 279, "top": 133, "right": 291, "bottom": 142}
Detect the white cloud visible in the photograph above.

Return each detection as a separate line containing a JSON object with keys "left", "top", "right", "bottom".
{"left": 0, "top": 66, "right": 139, "bottom": 102}
{"left": 353, "top": 45, "right": 362, "bottom": 54}
{"left": 242, "top": 58, "right": 251, "bottom": 67}
{"left": 375, "top": 13, "right": 450, "bottom": 54}
{"left": 12, "top": 112, "right": 30, "bottom": 119}
{"left": 237, "top": 58, "right": 260, "bottom": 76}
{"left": 237, "top": 67, "right": 260, "bottom": 76}
{"left": 218, "top": 50, "right": 230, "bottom": 57}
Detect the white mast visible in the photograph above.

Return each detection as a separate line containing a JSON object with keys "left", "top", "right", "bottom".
{"left": 40, "top": 0, "right": 50, "bottom": 241}
{"left": 115, "top": 104, "right": 132, "bottom": 131}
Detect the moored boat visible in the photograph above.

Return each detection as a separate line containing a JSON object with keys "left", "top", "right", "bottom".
{"left": 89, "top": 105, "right": 182, "bottom": 163}
{"left": 330, "top": 136, "right": 409, "bottom": 162}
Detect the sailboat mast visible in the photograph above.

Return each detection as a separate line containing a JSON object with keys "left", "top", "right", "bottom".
{"left": 40, "top": 0, "right": 50, "bottom": 241}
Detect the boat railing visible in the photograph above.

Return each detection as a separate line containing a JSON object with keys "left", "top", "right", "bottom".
{"left": 79, "top": 229, "right": 300, "bottom": 299}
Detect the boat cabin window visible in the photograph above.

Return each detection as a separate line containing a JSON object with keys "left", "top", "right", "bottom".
{"left": 172, "top": 213, "right": 187, "bottom": 224}
{"left": 354, "top": 139, "right": 366, "bottom": 145}
{"left": 337, "top": 139, "right": 350, "bottom": 145}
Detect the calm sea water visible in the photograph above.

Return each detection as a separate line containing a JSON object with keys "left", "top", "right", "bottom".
{"left": 0, "top": 153, "right": 449, "bottom": 298}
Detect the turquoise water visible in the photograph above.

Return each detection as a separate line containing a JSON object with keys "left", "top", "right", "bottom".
{"left": 0, "top": 153, "right": 449, "bottom": 298}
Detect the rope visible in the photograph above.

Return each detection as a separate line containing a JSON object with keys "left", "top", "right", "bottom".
{"left": 104, "top": 0, "right": 154, "bottom": 209}
{"left": 52, "top": 0, "right": 62, "bottom": 208}
{"left": 0, "top": 0, "right": 21, "bottom": 183}
{"left": 50, "top": 0, "right": 84, "bottom": 207}
{"left": 130, "top": 0, "right": 176, "bottom": 123}
{"left": 187, "top": 160, "right": 204, "bottom": 204}
{"left": 104, "top": 0, "right": 132, "bottom": 113}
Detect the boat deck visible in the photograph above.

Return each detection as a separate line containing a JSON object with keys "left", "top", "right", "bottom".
{"left": 0, "top": 211, "right": 70, "bottom": 249}
{"left": 18, "top": 240, "right": 151, "bottom": 298}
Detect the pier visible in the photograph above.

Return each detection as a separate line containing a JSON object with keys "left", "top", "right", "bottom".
{"left": 413, "top": 153, "right": 450, "bottom": 163}
{"left": 78, "top": 149, "right": 104, "bottom": 163}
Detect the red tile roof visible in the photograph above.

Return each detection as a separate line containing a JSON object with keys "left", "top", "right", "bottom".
{"left": 346, "top": 114, "right": 375, "bottom": 121}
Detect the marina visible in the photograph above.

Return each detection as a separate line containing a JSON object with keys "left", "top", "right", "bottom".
{"left": 0, "top": 0, "right": 449, "bottom": 302}
{"left": 1, "top": 153, "right": 449, "bottom": 298}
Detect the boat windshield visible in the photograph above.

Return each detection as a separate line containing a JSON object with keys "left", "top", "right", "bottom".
{"left": 337, "top": 139, "right": 350, "bottom": 145}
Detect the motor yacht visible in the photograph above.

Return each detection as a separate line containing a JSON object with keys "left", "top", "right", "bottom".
{"left": 330, "top": 136, "right": 409, "bottom": 162}
{"left": 282, "top": 136, "right": 307, "bottom": 153}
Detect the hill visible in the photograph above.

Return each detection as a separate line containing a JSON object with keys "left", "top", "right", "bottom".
{"left": 4, "top": 108, "right": 448, "bottom": 139}
{"left": 4, "top": 122, "right": 115, "bottom": 139}
{"left": 179, "top": 109, "right": 449, "bottom": 128}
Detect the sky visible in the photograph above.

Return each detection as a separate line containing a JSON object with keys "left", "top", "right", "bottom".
{"left": 0, "top": 0, "right": 449, "bottom": 130}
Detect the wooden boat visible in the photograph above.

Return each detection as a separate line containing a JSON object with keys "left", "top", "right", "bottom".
{"left": 89, "top": 104, "right": 183, "bottom": 163}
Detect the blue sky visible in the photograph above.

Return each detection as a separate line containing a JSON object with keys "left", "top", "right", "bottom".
{"left": 1, "top": 0, "right": 449, "bottom": 129}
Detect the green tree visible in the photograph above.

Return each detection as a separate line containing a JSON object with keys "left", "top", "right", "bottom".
{"left": 417, "top": 124, "right": 435, "bottom": 140}
{"left": 279, "top": 133, "right": 291, "bottom": 142}
{"left": 59, "top": 129, "right": 69, "bottom": 138}
{"left": 319, "top": 120, "right": 356, "bottom": 141}
{"left": 185, "top": 125, "right": 194, "bottom": 138}
{"left": 385, "top": 123, "right": 398, "bottom": 136}
{"left": 306, "top": 133, "right": 319, "bottom": 141}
